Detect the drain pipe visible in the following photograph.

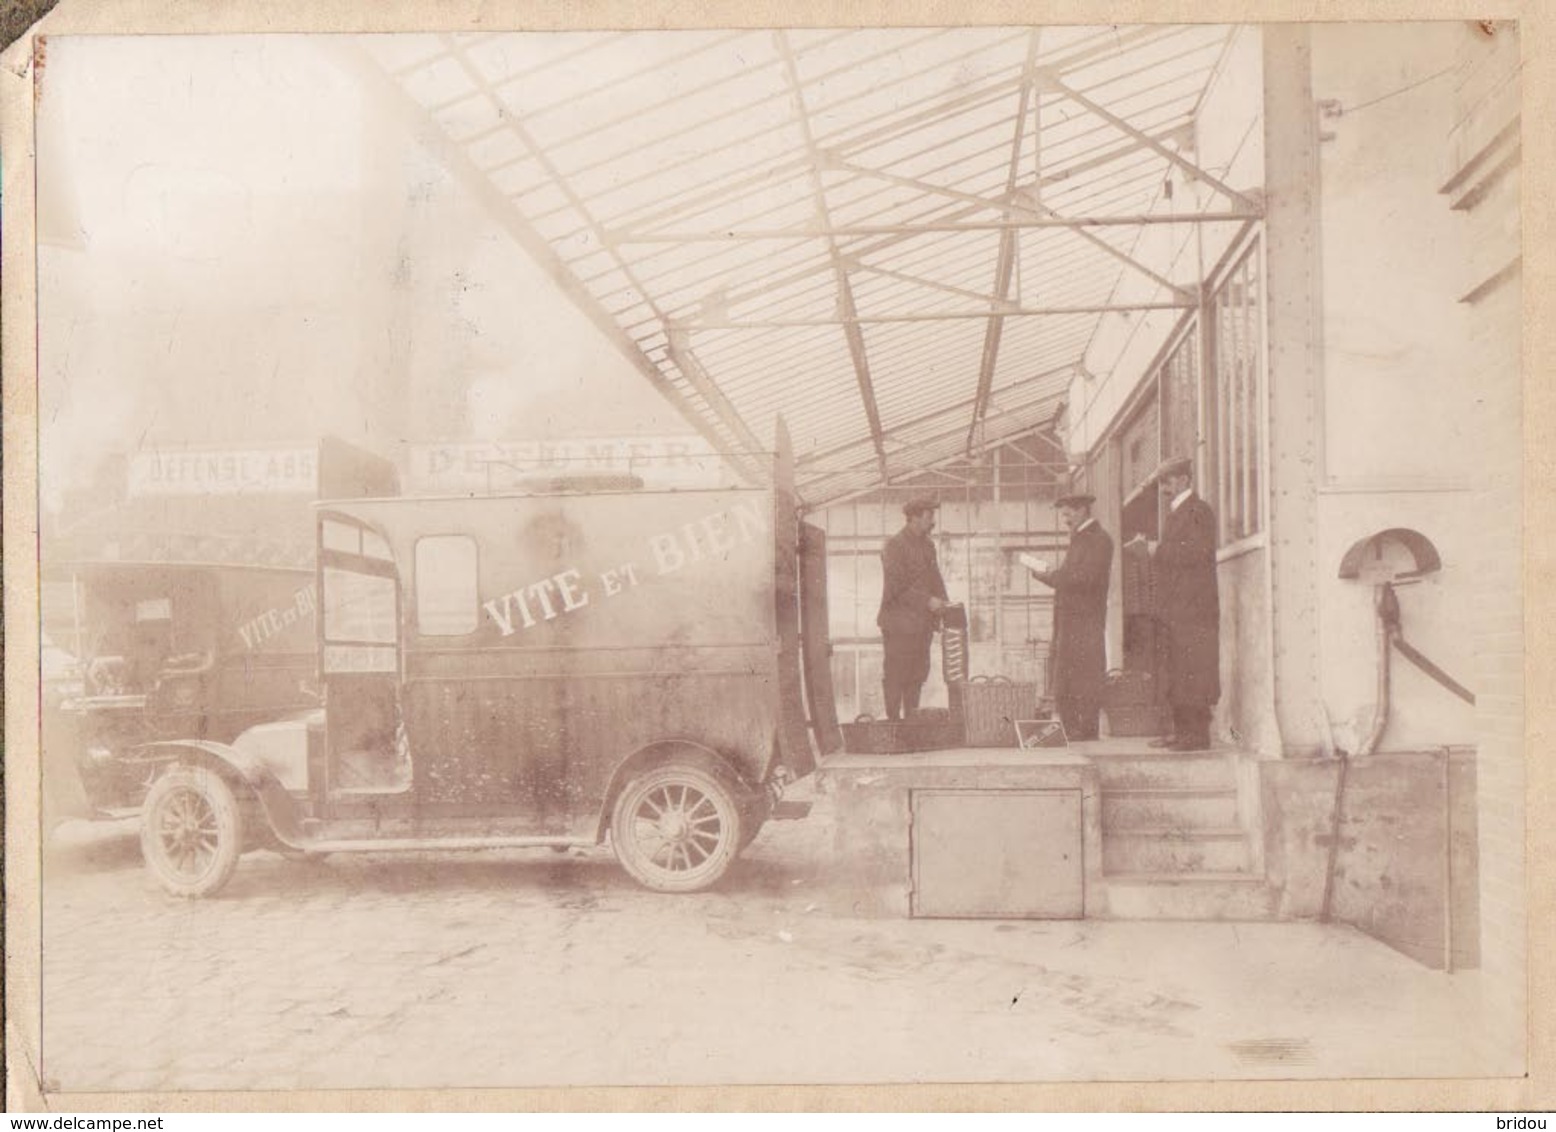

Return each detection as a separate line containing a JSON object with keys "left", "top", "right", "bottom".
{"left": 1320, "top": 583, "right": 1397, "bottom": 923}
{"left": 1360, "top": 584, "right": 1400, "bottom": 757}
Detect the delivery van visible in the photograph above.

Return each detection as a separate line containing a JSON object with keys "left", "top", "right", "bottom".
{"left": 134, "top": 438, "right": 839, "bottom": 896}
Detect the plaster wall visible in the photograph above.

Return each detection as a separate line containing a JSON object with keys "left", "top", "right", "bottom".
{"left": 1259, "top": 752, "right": 1479, "bottom": 971}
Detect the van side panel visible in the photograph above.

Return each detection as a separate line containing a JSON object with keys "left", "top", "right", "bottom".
{"left": 337, "top": 489, "right": 782, "bottom": 832}
{"left": 402, "top": 665, "right": 776, "bottom": 835}
{"left": 381, "top": 489, "right": 776, "bottom": 653}
{"left": 799, "top": 521, "right": 842, "bottom": 759}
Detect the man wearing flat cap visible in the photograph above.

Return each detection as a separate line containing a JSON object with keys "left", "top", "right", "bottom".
{"left": 1028, "top": 492, "right": 1113, "bottom": 741}
{"left": 1127, "top": 455, "right": 1220, "bottom": 751}
{"left": 877, "top": 497, "right": 949, "bottom": 721}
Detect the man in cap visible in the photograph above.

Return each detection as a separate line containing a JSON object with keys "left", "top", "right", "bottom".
{"left": 1028, "top": 492, "right": 1113, "bottom": 741}
{"left": 1128, "top": 456, "right": 1220, "bottom": 751}
{"left": 877, "top": 497, "right": 949, "bottom": 721}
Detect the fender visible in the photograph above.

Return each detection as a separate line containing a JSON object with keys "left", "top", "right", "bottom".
{"left": 594, "top": 738, "right": 763, "bottom": 842}
{"left": 134, "top": 740, "right": 310, "bottom": 850}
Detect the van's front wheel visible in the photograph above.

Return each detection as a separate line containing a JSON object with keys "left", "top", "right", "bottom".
{"left": 141, "top": 765, "right": 243, "bottom": 898}
{"left": 611, "top": 764, "right": 743, "bottom": 892}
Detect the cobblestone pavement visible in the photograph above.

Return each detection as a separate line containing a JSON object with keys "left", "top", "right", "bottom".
{"left": 33, "top": 789, "right": 1500, "bottom": 1096}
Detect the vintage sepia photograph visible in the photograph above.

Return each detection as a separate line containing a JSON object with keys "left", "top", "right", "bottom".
{"left": 3, "top": 2, "right": 1540, "bottom": 1108}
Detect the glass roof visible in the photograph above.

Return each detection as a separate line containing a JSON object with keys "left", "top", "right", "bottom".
{"left": 353, "top": 24, "right": 1259, "bottom": 505}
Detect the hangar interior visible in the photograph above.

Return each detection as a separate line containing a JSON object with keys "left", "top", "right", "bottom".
{"left": 343, "top": 25, "right": 1265, "bottom": 720}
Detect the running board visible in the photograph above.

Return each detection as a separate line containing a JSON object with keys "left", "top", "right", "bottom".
{"left": 771, "top": 799, "right": 812, "bottom": 821}
{"left": 285, "top": 835, "right": 592, "bottom": 855}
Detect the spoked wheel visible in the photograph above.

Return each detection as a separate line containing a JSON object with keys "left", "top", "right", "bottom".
{"left": 140, "top": 765, "right": 243, "bottom": 898}
{"left": 611, "top": 764, "right": 743, "bottom": 893}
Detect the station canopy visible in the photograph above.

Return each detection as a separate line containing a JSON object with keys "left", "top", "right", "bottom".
{"left": 351, "top": 25, "right": 1258, "bottom": 507}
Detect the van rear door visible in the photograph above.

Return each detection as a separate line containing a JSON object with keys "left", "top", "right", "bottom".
{"left": 798, "top": 521, "right": 842, "bottom": 759}
{"left": 771, "top": 420, "right": 833, "bottom": 777}
{"left": 317, "top": 512, "right": 408, "bottom": 800}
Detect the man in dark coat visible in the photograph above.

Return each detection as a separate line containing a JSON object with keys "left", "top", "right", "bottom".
{"left": 1029, "top": 493, "right": 1113, "bottom": 741}
{"left": 877, "top": 497, "right": 949, "bottom": 721}
{"left": 1131, "top": 456, "right": 1220, "bottom": 751}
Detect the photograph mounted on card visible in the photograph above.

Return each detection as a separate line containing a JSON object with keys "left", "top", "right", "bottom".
{"left": 4, "top": 8, "right": 1535, "bottom": 1112}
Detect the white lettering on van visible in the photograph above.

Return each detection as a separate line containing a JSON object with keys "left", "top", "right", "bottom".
{"left": 732, "top": 499, "right": 766, "bottom": 543}
{"left": 480, "top": 500, "right": 767, "bottom": 634}
{"left": 237, "top": 583, "right": 318, "bottom": 651}
{"left": 483, "top": 570, "right": 596, "bottom": 636}
{"left": 700, "top": 512, "right": 736, "bottom": 558}
{"left": 482, "top": 591, "right": 532, "bottom": 636}
{"left": 600, "top": 562, "right": 641, "bottom": 597}
{"left": 528, "top": 577, "right": 560, "bottom": 621}
{"left": 650, "top": 532, "right": 685, "bottom": 575}
{"left": 651, "top": 501, "right": 768, "bottom": 576}
{"left": 556, "top": 568, "right": 590, "bottom": 612}
{"left": 680, "top": 521, "right": 705, "bottom": 563}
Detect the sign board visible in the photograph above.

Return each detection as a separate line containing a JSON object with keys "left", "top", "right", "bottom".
{"left": 128, "top": 448, "right": 318, "bottom": 498}
{"left": 407, "top": 436, "right": 728, "bottom": 494}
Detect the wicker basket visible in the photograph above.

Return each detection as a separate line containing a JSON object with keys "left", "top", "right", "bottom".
{"left": 949, "top": 676, "right": 1040, "bottom": 747}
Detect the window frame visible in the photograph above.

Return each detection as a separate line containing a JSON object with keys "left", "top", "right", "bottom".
{"left": 1205, "top": 227, "right": 1269, "bottom": 548}
{"left": 412, "top": 533, "right": 482, "bottom": 638}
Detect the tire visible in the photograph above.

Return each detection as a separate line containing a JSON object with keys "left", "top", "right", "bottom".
{"left": 611, "top": 763, "right": 744, "bottom": 893}
{"left": 140, "top": 765, "right": 244, "bottom": 898}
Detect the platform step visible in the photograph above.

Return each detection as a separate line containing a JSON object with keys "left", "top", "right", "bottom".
{"left": 1088, "top": 751, "right": 1239, "bottom": 791}
{"left": 1104, "top": 872, "right": 1277, "bottom": 921}
{"left": 1101, "top": 787, "right": 1240, "bottom": 831}
{"left": 1102, "top": 827, "right": 1251, "bottom": 874}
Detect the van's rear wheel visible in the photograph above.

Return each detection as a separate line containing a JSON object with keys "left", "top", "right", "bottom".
{"left": 611, "top": 764, "right": 743, "bottom": 892}
{"left": 141, "top": 766, "right": 243, "bottom": 898}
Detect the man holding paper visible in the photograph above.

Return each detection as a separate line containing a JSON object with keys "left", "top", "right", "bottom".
{"left": 1027, "top": 493, "right": 1113, "bottom": 741}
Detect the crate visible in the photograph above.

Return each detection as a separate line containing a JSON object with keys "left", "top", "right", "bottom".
{"left": 949, "top": 677, "right": 1040, "bottom": 747}
{"left": 841, "top": 712, "right": 965, "bottom": 754}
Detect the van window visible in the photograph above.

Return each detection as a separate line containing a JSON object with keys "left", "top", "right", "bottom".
{"left": 415, "top": 536, "right": 479, "bottom": 635}
{"left": 361, "top": 529, "right": 394, "bottom": 562}
{"left": 322, "top": 568, "right": 397, "bottom": 644}
{"left": 322, "top": 519, "right": 362, "bottom": 555}
{"left": 322, "top": 518, "right": 394, "bottom": 561}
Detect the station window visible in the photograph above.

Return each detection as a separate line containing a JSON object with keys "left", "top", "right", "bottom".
{"left": 1160, "top": 326, "right": 1199, "bottom": 463}
{"left": 415, "top": 536, "right": 480, "bottom": 636}
{"left": 1212, "top": 238, "right": 1266, "bottom": 544}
